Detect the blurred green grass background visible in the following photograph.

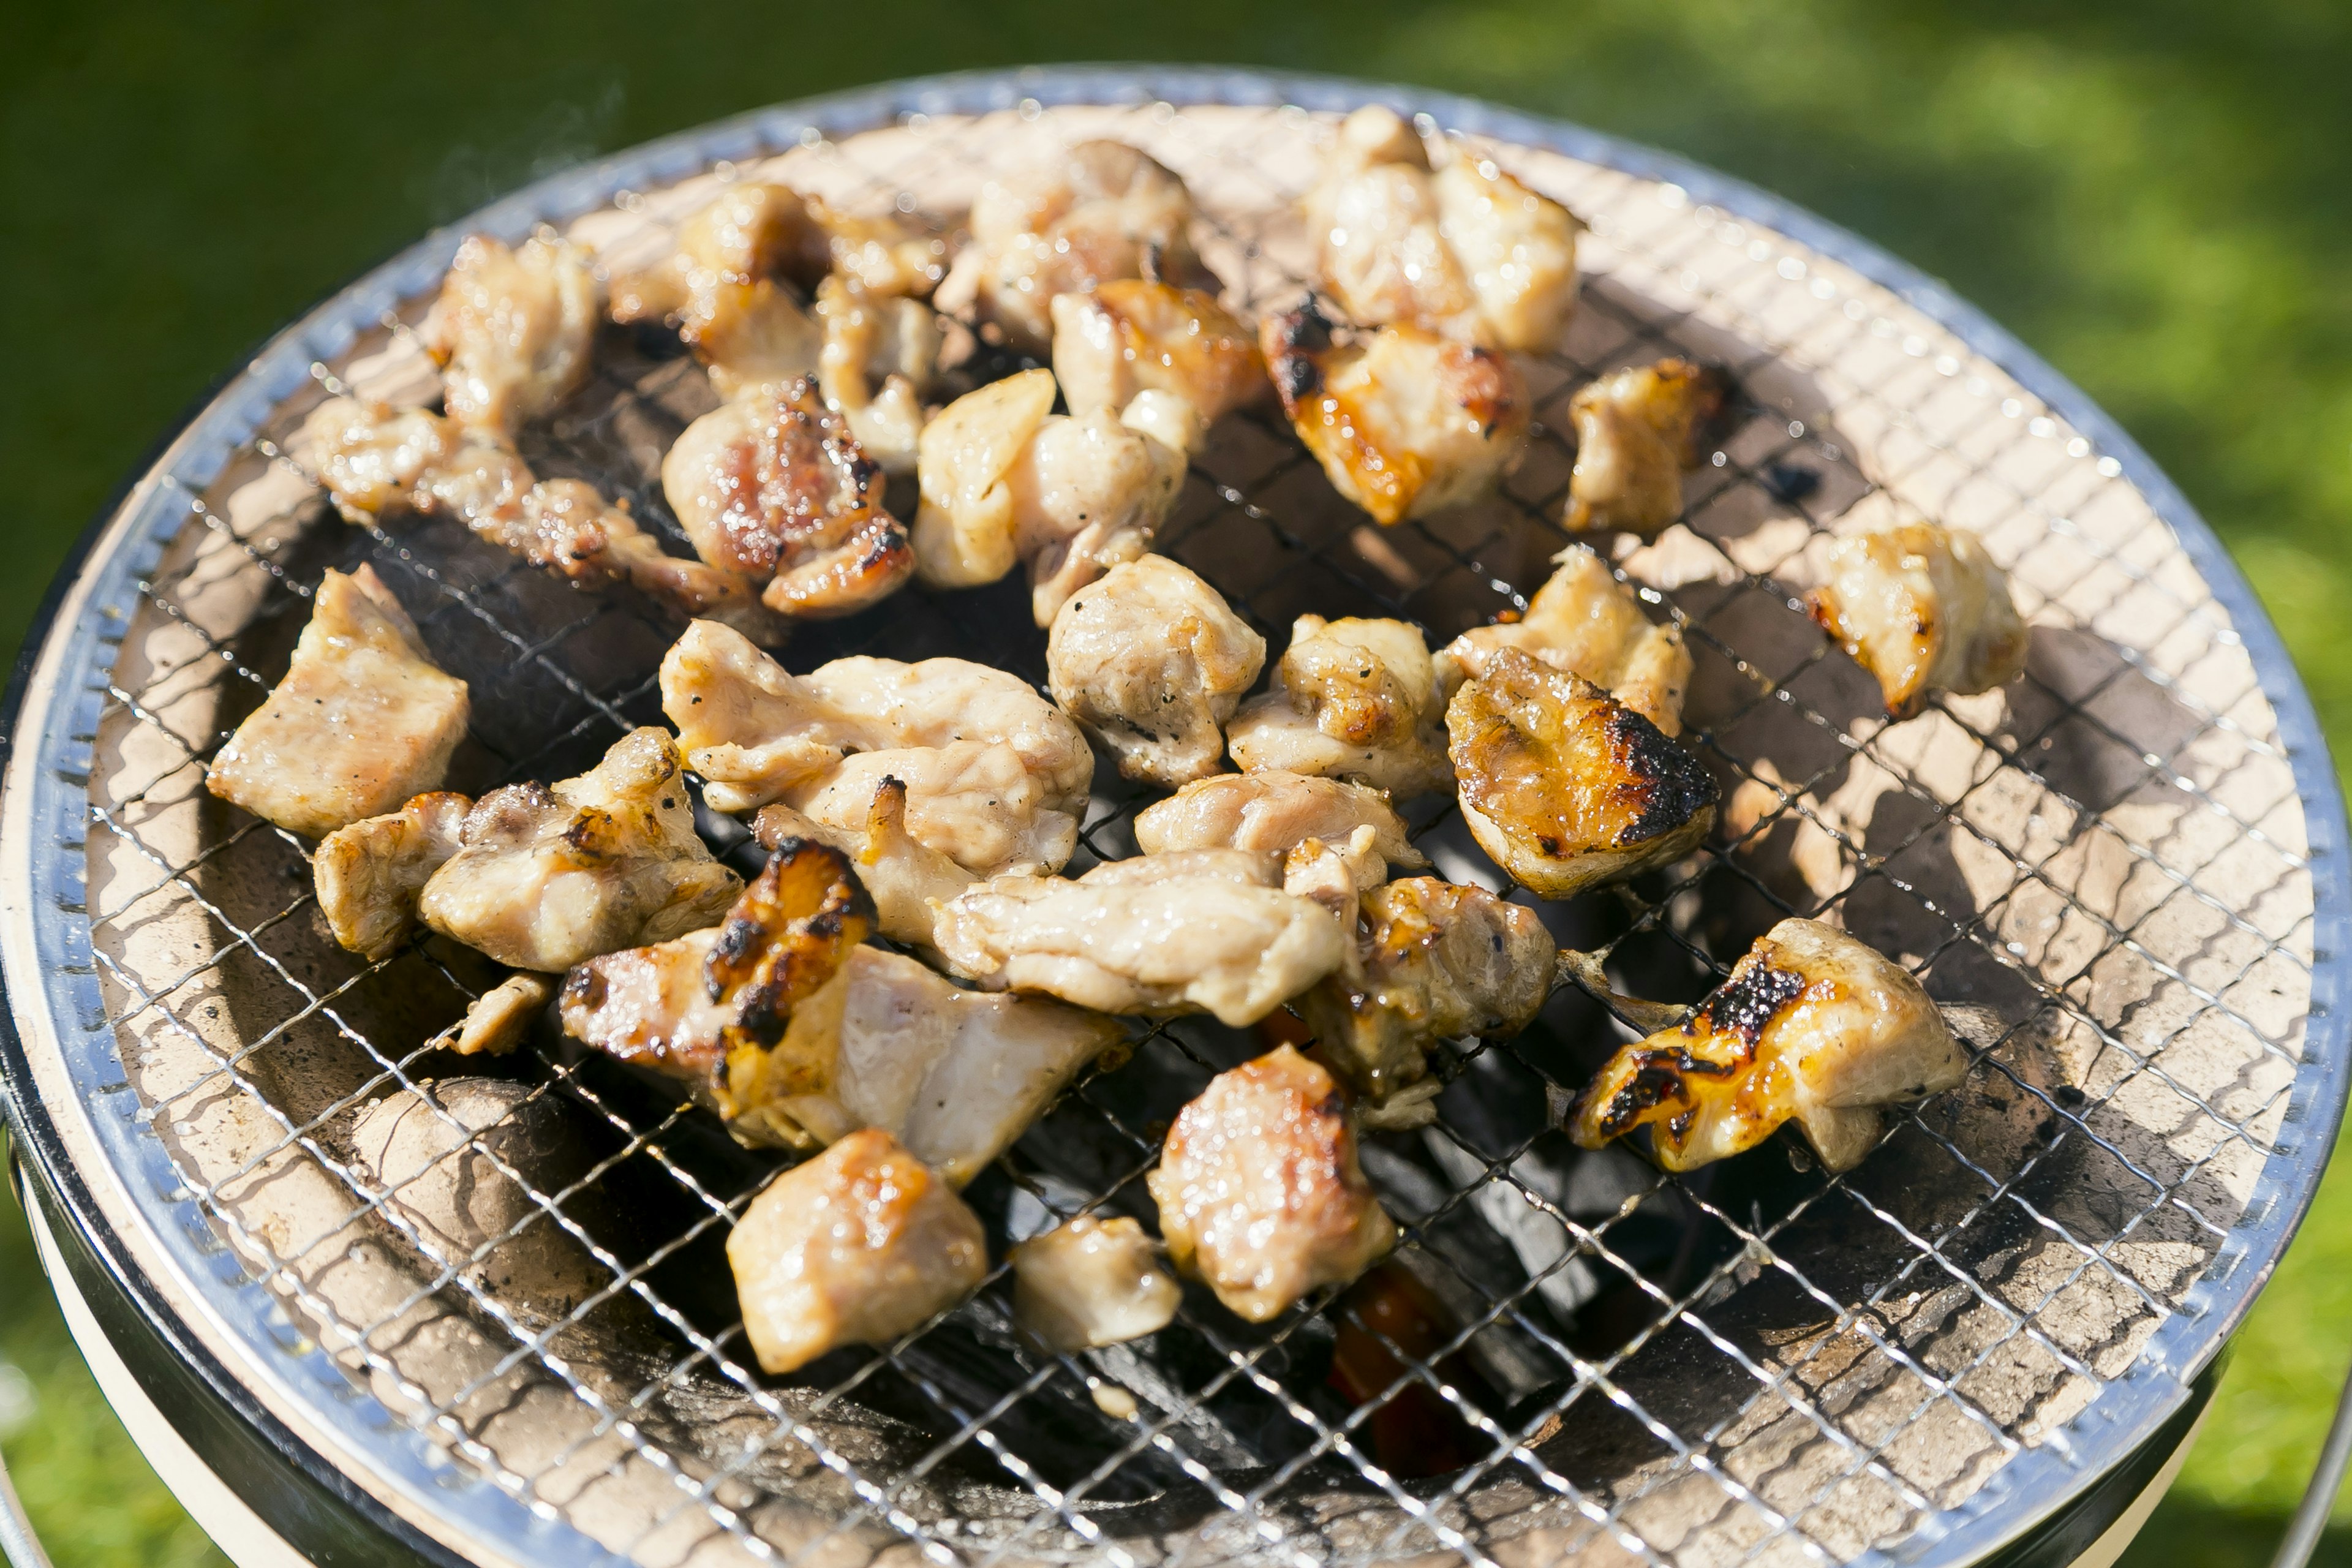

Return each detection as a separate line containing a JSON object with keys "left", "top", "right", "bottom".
{"left": 5, "top": 2, "right": 2350, "bottom": 1562}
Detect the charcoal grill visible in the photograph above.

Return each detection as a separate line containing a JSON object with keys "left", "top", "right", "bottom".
{"left": 3, "top": 66, "right": 2346, "bottom": 1568}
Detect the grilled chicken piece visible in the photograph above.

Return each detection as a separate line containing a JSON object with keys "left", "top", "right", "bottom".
{"left": 953, "top": 140, "right": 1215, "bottom": 355}
{"left": 417, "top": 727, "right": 742, "bottom": 972}
{"left": 785, "top": 745, "right": 1079, "bottom": 886}
{"left": 1011, "top": 1216, "right": 1182, "bottom": 1352}
{"left": 933, "top": 850, "right": 1346, "bottom": 1028}
{"left": 1148, "top": 1046, "right": 1395, "bottom": 1322}
{"left": 1561, "top": 359, "right": 1730, "bottom": 537}
{"left": 1263, "top": 301, "right": 1529, "bottom": 526}
{"left": 1447, "top": 647, "right": 1717, "bottom": 898}
{"left": 1807, "top": 520, "right": 2028, "bottom": 718}
{"left": 718, "top": 946, "right": 1123, "bottom": 1180}
{"left": 1133, "top": 769, "right": 1428, "bottom": 870}
{"left": 910, "top": 368, "right": 1187, "bottom": 626}
{"left": 1226, "top": 615, "right": 1453, "bottom": 799}
{"left": 559, "top": 837, "right": 873, "bottom": 1085}
{"left": 753, "top": 783, "right": 971, "bottom": 949}
{"left": 729, "top": 1128, "right": 987, "bottom": 1374}
{"left": 1297, "top": 876, "right": 1553, "bottom": 1109}
{"left": 314, "top": 791, "right": 472, "bottom": 959}
{"left": 207, "top": 567, "right": 470, "bottom": 840}
{"left": 1305, "top": 105, "right": 1581, "bottom": 353}
{"left": 809, "top": 197, "right": 949, "bottom": 300}
{"left": 661, "top": 379, "right": 914, "bottom": 618}
{"left": 799, "top": 652, "right": 1093, "bottom": 813}
{"left": 1279, "top": 827, "right": 1392, "bottom": 924}
{"left": 1047, "top": 555, "right": 1267, "bottom": 787}
{"left": 435, "top": 973, "right": 555, "bottom": 1058}
{"left": 423, "top": 234, "right": 601, "bottom": 440}
{"left": 1049, "top": 280, "right": 1267, "bottom": 428}
{"left": 1442, "top": 544, "right": 1692, "bottom": 736}
{"left": 815, "top": 274, "right": 941, "bottom": 473}
{"left": 301, "top": 399, "right": 780, "bottom": 638}
{"left": 1567, "top": 918, "right": 1969, "bottom": 1171}
{"left": 609, "top": 181, "right": 829, "bottom": 399}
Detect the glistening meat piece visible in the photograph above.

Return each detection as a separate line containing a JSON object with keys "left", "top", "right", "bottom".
{"left": 301, "top": 398, "right": 780, "bottom": 638}
{"left": 1011, "top": 1216, "right": 1182, "bottom": 1353}
{"left": 1133, "top": 769, "right": 1427, "bottom": 870}
{"left": 1446, "top": 647, "right": 1718, "bottom": 898}
{"left": 1296, "top": 876, "right": 1553, "bottom": 1113}
{"left": 206, "top": 566, "right": 470, "bottom": 840}
{"left": 1807, "top": 519, "right": 2028, "bottom": 718}
{"left": 932, "top": 850, "right": 1346, "bottom": 1028}
{"left": 1226, "top": 615, "right": 1453, "bottom": 799}
{"left": 661, "top": 378, "right": 914, "bottom": 618}
{"left": 609, "top": 181, "right": 826, "bottom": 399}
{"left": 1047, "top": 555, "right": 1267, "bottom": 788}
{"left": 753, "top": 783, "right": 970, "bottom": 950}
{"left": 949, "top": 140, "right": 1215, "bottom": 355}
{"left": 1049, "top": 279, "right": 1267, "bottom": 426}
{"left": 1441, "top": 543, "right": 1692, "bottom": 736}
{"left": 423, "top": 233, "right": 601, "bottom": 440}
{"left": 417, "top": 727, "right": 742, "bottom": 973}
{"left": 729, "top": 1129, "right": 987, "bottom": 1374}
{"left": 1305, "top": 105, "right": 1581, "bottom": 353}
{"left": 314, "top": 791, "right": 472, "bottom": 960}
{"left": 815, "top": 274, "right": 941, "bottom": 473}
{"left": 1262, "top": 300, "right": 1528, "bottom": 526}
{"left": 1148, "top": 1045, "right": 1395, "bottom": 1322}
{"left": 1566, "top": 918, "right": 1969, "bottom": 1171}
{"left": 1560, "top": 358, "right": 1730, "bottom": 537}
{"left": 910, "top": 368, "right": 1186, "bottom": 626}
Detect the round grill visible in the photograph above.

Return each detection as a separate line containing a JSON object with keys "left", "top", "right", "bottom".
{"left": 3, "top": 67, "right": 2345, "bottom": 1568}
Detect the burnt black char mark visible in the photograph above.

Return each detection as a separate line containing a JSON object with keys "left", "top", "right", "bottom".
{"left": 1604, "top": 704, "right": 1719, "bottom": 845}
{"left": 1687, "top": 955, "right": 1807, "bottom": 1053}
{"left": 1589, "top": 1045, "right": 1737, "bottom": 1137}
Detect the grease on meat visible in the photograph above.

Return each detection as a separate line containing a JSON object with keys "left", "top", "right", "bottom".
{"left": 207, "top": 566, "right": 470, "bottom": 840}
{"left": 1566, "top": 918, "right": 1968, "bottom": 1171}
{"left": 1807, "top": 520, "right": 2027, "bottom": 718}
{"left": 815, "top": 274, "right": 941, "bottom": 473}
{"left": 1442, "top": 544, "right": 1692, "bottom": 735}
{"left": 1226, "top": 614, "right": 1453, "bottom": 799}
{"left": 1561, "top": 359, "right": 1730, "bottom": 537}
{"left": 1047, "top": 555, "right": 1266, "bottom": 787}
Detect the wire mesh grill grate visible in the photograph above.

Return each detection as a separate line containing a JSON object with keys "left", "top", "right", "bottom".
{"left": 47, "top": 88, "right": 2316, "bottom": 1568}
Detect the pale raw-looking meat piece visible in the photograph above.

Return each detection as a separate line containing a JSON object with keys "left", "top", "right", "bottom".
{"left": 1446, "top": 648, "right": 1718, "bottom": 899}
{"left": 1047, "top": 555, "right": 1267, "bottom": 787}
{"left": 910, "top": 368, "right": 1187, "bottom": 626}
{"left": 1305, "top": 105, "right": 1581, "bottom": 353}
{"left": 1226, "top": 614, "right": 1453, "bottom": 800}
{"left": 1133, "top": 769, "right": 1427, "bottom": 871}
{"left": 1261, "top": 300, "right": 1528, "bottom": 526}
{"left": 435, "top": 973, "right": 556, "bottom": 1058}
{"left": 1147, "top": 1046, "right": 1395, "bottom": 1322}
{"left": 728, "top": 1129, "right": 987, "bottom": 1374}
{"left": 1049, "top": 279, "right": 1267, "bottom": 428}
{"left": 932, "top": 850, "right": 1346, "bottom": 1028}
{"left": 946, "top": 140, "right": 1216, "bottom": 355}
{"left": 1559, "top": 358, "right": 1730, "bottom": 537}
{"left": 1567, "top": 918, "right": 1969, "bottom": 1172}
{"left": 313, "top": 791, "right": 472, "bottom": 960}
{"left": 206, "top": 565, "right": 470, "bottom": 840}
{"left": 423, "top": 233, "right": 601, "bottom": 440}
{"left": 418, "top": 727, "right": 741, "bottom": 973}
{"left": 1011, "top": 1216, "right": 1182, "bottom": 1352}
{"left": 1441, "top": 543, "right": 1692, "bottom": 736}
{"left": 1807, "top": 519, "right": 2028, "bottom": 718}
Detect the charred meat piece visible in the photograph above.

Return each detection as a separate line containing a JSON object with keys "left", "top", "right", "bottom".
{"left": 952, "top": 140, "right": 1215, "bottom": 355}
{"left": 1049, "top": 279, "right": 1267, "bottom": 426}
{"left": 933, "top": 850, "right": 1346, "bottom": 1028}
{"left": 1263, "top": 300, "right": 1529, "bottom": 526}
{"left": 1148, "top": 1045, "right": 1395, "bottom": 1322}
{"left": 1133, "top": 769, "right": 1427, "bottom": 870}
{"left": 1446, "top": 647, "right": 1717, "bottom": 898}
{"left": 417, "top": 727, "right": 742, "bottom": 973}
{"left": 1561, "top": 358, "right": 1730, "bottom": 537}
{"left": 1441, "top": 543, "right": 1692, "bottom": 736}
{"left": 728, "top": 1129, "right": 987, "bottom": 1374}
{"left": 1047, "top": 555, "right": 1267, "bottom": 788}
{"left": 207, "top": 566, "right": 470, "bottom": 840}
{"left": 661, "top": 377, "right": 913, "bottom": 619}
{"left": 423, "top": 233, "right": 601, "bottom": 440}
{"left": 1567, "top": 918, "right": 1968, "bottom": 1171}
{"left": 1807, "top": 520, "right": 2028, "bottom": 718}
{"left": 1227, "top": 614, "right": 1453, "bottom": 799}
{"left": 1297, "top": 876, "right": 1553, "bottom": 1109}
{"left": 1011, "top": 1215, "right": 1182, "bottom": 1353}
{"left": 1306, "top": 105, "right": 1581, "bottom": 353}
{"left": 314, "top": 790, "right": 472, "bottom": 959}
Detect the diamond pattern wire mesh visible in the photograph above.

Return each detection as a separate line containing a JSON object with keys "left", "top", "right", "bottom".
{"left": 59, "top": 94, "right": 2313, "bottom": 1568}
